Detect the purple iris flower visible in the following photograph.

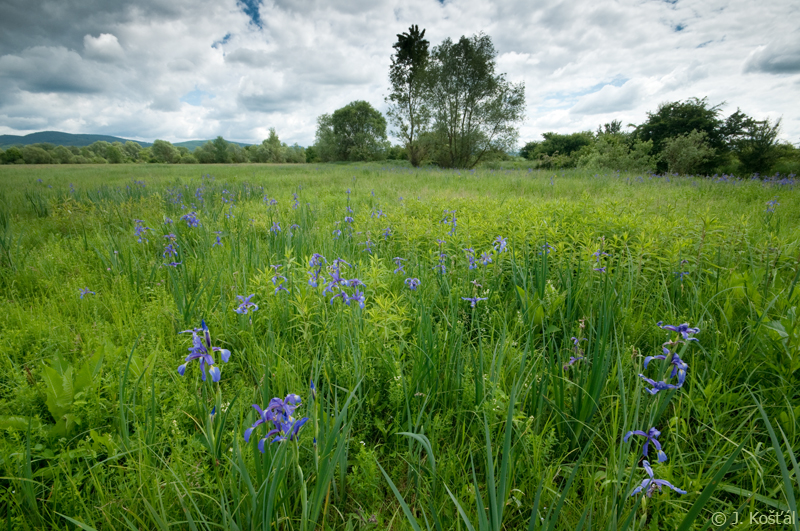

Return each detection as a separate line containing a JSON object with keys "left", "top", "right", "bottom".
{"left": 563, "top": 356, "right": 584, "bottom": 370}
{"left": 656, "top": 322, "right": 700, "bottom": 341}
{"left": 462, "top": 296, "right": 488, "bottom": 308}
{"left": 164, "top": 233, "right": 177, "bottom": 241}
{"left": 309, "top": 254, "right": 326, "bottom": 268}
{"left": 181, "top": 212, "right": 199, "bottom": 227}
{"left": 134, "top": 220, "right": 151, "bottom": 243}
{"left": 344, "top": 216, "right": 354, "bottom": 223}
{"left": 594, "top": 267, "right": 607, "bottom": 273}
{"left": 271, "top": 222, "right": 281, "bottom": 233}
{"left": 393, "top": 257, "right": 405, "bottom": 274}
{"left": 164, "top": 243, "right": 178, "bottom": 257}
{"left": 271, "top": 274, "right": 287, "bottom": 286}
{"left": 275, "top": 284, "right": 288, "bottom": 294}
{"left": 79, "top": 287, "right": 95, "bottom": 299}
{"left": 177, "top": 320, "right": 231, "bottom": 382}
{"left": 347, "top": 289, "right": 366, "bottom": 309}
{"left": 624, "top": 427, "right": 668, "bottom": 462}
{"left": 405, "top": 278, "right": 420, "bottom": 291}
{"left": 165, "top": 217, "right": 174, "bottom": 224}
{"left": 638, "top": 374, "right": 680, "bottom": 395}
{"left": 383, "top": 227, "right": 391, "bottom": 240}
{"left": 234, "top": 294, "right": 259, "bottom": 314}
{"left": 592, "top": 249, "right": 609, "bottom": 262}
{"left": 164, "top": 261, "right": 182, "bottom": 267}
{"left": 644, "top": 351, "right": 689, "bottom": 387}
{"left": 493, "top": 236, "right": 507, "bottom": 253}
{"left": 480, "top": 252, "right": 492, "bottom": 266}
{"left": 245, "top": 394, "right": 309, "bottom": 452}
{"left": 630, "top": 461, "right": 686, "bottom": 497}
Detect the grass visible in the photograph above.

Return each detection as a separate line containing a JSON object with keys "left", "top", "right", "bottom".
{"left": 0, "top": 162, "right": 798, "bottom": 530}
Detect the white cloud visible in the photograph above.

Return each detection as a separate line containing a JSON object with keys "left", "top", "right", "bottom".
{"left": 0, "top": 0, "right": 798, "bottom": 145}
{"left": 83, "top": 33, "right": 125, "bottom": 62}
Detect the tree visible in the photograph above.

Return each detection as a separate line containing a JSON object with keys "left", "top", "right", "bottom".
{"left": 634, "top": 97, "right": 725, "bottom": 173}
{"left": 314, "top": 114, "right": 338, "bottom": 162}
{"left": 424, "top": 33, "right": 525, "bottom": 168}
{"left": 52, "top": 145, "right": 74, "bottom": 164}
{"left": 733, "top": 117, "right": 782, "bottom": 174}
{"left": 2, "top": 146, "right": 23, "bottom": 164}
{"left": 212, "top": 136, "right": 231, "bottom": 163}
{"left": 386, "top": 25, "right": 430, "bottom": 167}
{"left": 151, "top": 139, "right": 180, "bottom": 163}
{"left": 661, "top": 129, "right": 716, "bottom": 175}
{"left": 315, "top": 101, "right": 388, "bottom": 162}
{"left": 22, "top": 145, "right": 53, "bottom": 164}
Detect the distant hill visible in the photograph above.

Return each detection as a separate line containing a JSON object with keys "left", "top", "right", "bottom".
{"left": 0, "top": 131, "right": 252, "bottom": 151}
{"left": 0, "top": 131, "right": 152, "bottom": 149}
{"left": 174, "top": 140, "right": 252, "bottom": 152}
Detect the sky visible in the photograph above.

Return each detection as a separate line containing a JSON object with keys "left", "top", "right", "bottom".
{"left": 0, "top": 0, "right": 798, "bottom": 147}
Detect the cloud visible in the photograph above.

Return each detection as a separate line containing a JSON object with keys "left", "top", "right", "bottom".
{"left": 0, "top": 0, "right": 798, "bottom": 146}
{"left": 0, "top": 46, "right": 106, "bottom": 93}
{"left": 84, "top": 33, "right": 125, "bottom": 62}
{"left": 570, "top": 80, "right": 644, "bottom": 115}
{"left": 743, "top": 33, "right": 800, "bottom": 74}
{"left": 225, "top": 47, "right": 271, "bottom": 67}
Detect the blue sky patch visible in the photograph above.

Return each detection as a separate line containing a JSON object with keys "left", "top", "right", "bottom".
{"left": 180, "top": 89, "right": 215, "bottom": 106}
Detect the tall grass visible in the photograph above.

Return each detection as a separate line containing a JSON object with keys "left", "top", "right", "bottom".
{"left": 0, "top": 163, "right": 798, "bottom": 529}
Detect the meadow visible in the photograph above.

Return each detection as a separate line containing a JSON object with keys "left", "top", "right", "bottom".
{"left": 0, "top": 163, "right": 798, "bottom": 530}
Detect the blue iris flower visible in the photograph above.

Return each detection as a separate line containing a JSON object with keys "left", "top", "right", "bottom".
{"left": 234, "top": 294, "right": 259, "bottom": 315}
{"left": 462, "top": 296, "right": 488, "bottom": 308}
{"left": 79, "top": 287, "right": 95, "bottom": 299}
{"left": 244, "top": 394, "right": 309, "bottom": 452}
{"left": 638, "top": 374, "right": 680, "bottom": 395}
{"left": 624, "top": 427, "right": 668, "bottom": 462}
{"left": 656, "top": 321, "right": 700, "bottom": 341}
{"left": 493, "top": 236, "right": 507, "bottom": 253}
{"left": 644, "top": 351, "right": 689, "bottom": 387}
{"left": 405, "top": 278, "right": 420, "bottom": 291}
{"left": 630, "top": 461, "right": 686, "bottom": 497}
{"left": 177, "top": 320, "right": 231, "bottom": 382}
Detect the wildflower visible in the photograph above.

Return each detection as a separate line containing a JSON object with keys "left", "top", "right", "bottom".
{"left": 332, "top": 229, "right": 342, "bottom": 239}
{"left": 480, "top": 252, "right": 492, "bottom": 266}
{"left": 274, "top": 284, "right": 288, "bottom": 294}
{"left": 594, "top": 267, "right": 607, "bottom": 273}
{"left": 383, "top": 226, "right": 391, "bottom": 240}
{"left": 271, "top": 222, "right": 281, "bottom": 233}
{"left": 163, "top": 243, "right": 178, "bottom": 257}
{"left": 462, "top": 296, "right": 488, "bottom": 308}
{"left": 164, "top": 217, "right": 173, "bottom": 224}
{"left": 493, "top": 236, "right": 507, "bottom": 253}
{"left": 164, "top": 261, "right": 182, "bottom": 267}
{"left": 657, "top": 322, "right": 699, "bottom": 341}
{"left": 177, "top": 320, "right": 231, "bottom": 382}
{"left": 766, "top": 197, "right": 779, "bottom": 212}
{"left": 393, "top": 257, "right": 405, "bottom": 274}
{"left": 592, "top": 249, "right": 609, "bottom": 262}
{"left": 347, "top": 289, "right": 366, "bottom": 309}
{"left": 244, "top": 394, "right": 309, "bottom": 451}
{"left": 234, "top": 294, "right": 259, "bottom": 315}
{"left": 134, "top": 219, "right": 151, "bottom": 243}
{"left": 289, "top": 224, "right": 300, "bottom": 232}
{"left": 638, "top": 374, "right": 680, "bottom": 395}
{"left": 630, "top": 461, "right": 686, "bottom": 497}
{"left": 644, "top": 350, "right": 689, "bottom": 387}
{"left": 541, "top": 243, "right": 554, "bottom": 255}
{"left": 271, "top": 274, "right": 287, "bottom": 286}
{"left": 79, "top": 287, "right": 95, "bottom": 299}
{"left": 164, "top": 233, "right": 177, "bottom": 241}
{"left": 181, "top": 212, "right": 199, "bottom": 227}
{"left": 624, "top": 427, "right": 668, "bottom": 462}
{"left": 405, "top": 278, "right": 420, "bottom": 291}
{"left": 344, "top": 216, "right": 354, "bottom": 223}
{"left": 563, "top": 356, "right": 584, "bottom": 370}
{"left": 471, "top": 279, "right": 482, "bottom": 289}
{"left": 673, "top": 271, "right": 689, "bottom": 280}
{"left": 310, "top": 379, "right": 316, "bottom": 399}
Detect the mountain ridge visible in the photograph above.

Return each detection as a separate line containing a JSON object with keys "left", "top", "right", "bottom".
{"left": 0, "top": 131, "right": 253, "bottom": 151}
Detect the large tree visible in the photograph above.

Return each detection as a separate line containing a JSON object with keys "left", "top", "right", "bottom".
{"left": 633, "top": 97, "right": 726, "bottom": 173}
{"left": 386, "top": 25, "right": 430, "bottom": 167}
{"left": 424, "top": 33, "right": 525, "bottom": 168}
{"left": 315, "top": 101, "right": 388, "bottom": 162}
